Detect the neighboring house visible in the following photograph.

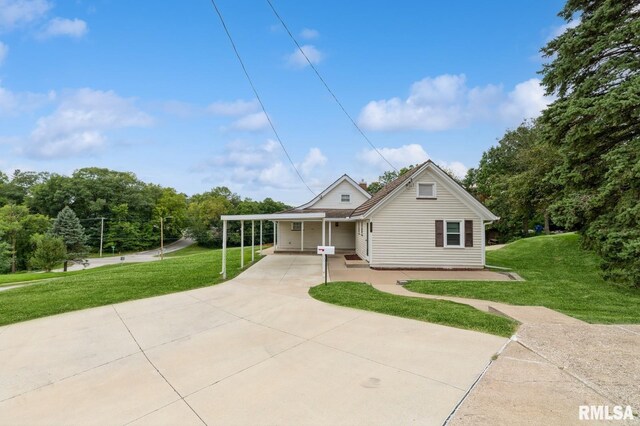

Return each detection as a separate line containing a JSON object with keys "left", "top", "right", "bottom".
{"left": 220, "top": 160, "right": 498, "bottom": 276}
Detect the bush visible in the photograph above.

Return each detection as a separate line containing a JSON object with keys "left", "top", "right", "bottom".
{"left": 29, "top": 234, "right": 67, "bottom": 272}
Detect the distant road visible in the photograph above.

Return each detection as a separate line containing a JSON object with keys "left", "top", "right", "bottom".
{"left": 57, "top": 237, "right": 196, "bottom": 272}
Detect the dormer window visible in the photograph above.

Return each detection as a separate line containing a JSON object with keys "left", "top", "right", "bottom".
{"left": 417, "top": 183, "right": 436, "bottom": 199}
{"left": 341, "top": 194, "right": 351, "bottom": 203}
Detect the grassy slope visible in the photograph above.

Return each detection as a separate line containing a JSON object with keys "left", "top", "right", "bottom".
{"left": 406, "top": 233, "right": 640, "bottom": 323}
{"left": 310, "top": 282, "right": 518, "bottom": 337}
{"left": 0, "top": 247, "right": 255, "bottom": 326}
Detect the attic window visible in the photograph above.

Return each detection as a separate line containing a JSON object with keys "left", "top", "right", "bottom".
{"left": 417, "top": 183, "right": 436, "bottom": 199}
{"left": 341, "top": 194, "right": 351, "bottom": 203}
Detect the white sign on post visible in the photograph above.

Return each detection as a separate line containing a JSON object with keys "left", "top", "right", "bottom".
{"left": 317, "top": 246, "right": 335, "bottom": 255}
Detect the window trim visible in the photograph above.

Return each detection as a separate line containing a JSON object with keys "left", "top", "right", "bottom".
{"left": 444, "top": 219, "right": 464, "bottom": 248}
{"left": 340, "top": 193, "right": 351, "bottom": 203}
{"left": 416, "top": 182, "right": 437, "bottom": 199}
{"left": 291, "top": 222, "right": 302, "bottom": 232}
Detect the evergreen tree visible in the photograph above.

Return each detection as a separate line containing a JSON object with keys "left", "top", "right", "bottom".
{"left": 29, "top": 234, "right": 67, "bottom": 272}
{"left": 52, "top": 206, "right": 88, "bottom": 262}
{"left": 540, "top": 0, "right": 640, "bottom": 286}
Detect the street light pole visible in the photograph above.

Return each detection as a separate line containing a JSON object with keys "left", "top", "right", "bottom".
{"left": 99, "top": 217, "right": 105, "bottom": 257}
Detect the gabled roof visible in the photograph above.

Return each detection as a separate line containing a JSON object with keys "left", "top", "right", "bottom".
{"left": 351, "top": 162, "right": 427, "bottom": 217}
{"left": 351, "top": 160, "right": 499, "bottom": 221}
{"left": 295, "top": 174, "right": 371, "bottom": 210}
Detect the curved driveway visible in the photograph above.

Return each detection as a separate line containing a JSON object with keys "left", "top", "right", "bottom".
{"left": 0, "top": 254, "right": 506, "bottom": 425}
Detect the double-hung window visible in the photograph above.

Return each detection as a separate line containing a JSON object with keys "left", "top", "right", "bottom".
{"left": 445, "top": 220, "right": 463, "bottom": 247}
{"left": 291, "top": 222, "right": 302, "bottom": 231}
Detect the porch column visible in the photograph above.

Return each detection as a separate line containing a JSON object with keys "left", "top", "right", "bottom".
{"left": 300, "top": 221, "right": 304, "bottom": 252}
{"left": 322, "top": 219, "right": 326, "bottom": 246}
{"left": 328, "top": 221, "right": 332, "bottom": 246}
{"left": 259, "top": 220, "right": 263, "bottom": 255}
{"left": 251, "top": 220, "right": 255, "bottom": 262}
{"left": 240, "top": 220, "right": 244, "bottom": 268}
{"left": 222, "top": 220, "right": 227, "bottom": 279}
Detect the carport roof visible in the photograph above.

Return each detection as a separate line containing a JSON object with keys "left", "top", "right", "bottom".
{"left": 220, "top": 212, "right": 326, "bottom": 221}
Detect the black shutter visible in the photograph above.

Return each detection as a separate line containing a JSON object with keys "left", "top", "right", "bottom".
{"left": 465, "top": 220, "right": 473, "bottom": 247}
{"left": 435, "top": 220, "right": 444, "bottom": 247}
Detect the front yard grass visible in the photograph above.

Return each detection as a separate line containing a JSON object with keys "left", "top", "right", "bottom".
{"left": 406, "top": 233, "right": 640, "bottom": 324}
{"left": 0, "top": 247, "right": 256, "bottom": 326}
{"left": 310, "top": 281, "right": 518, "bottom": 337}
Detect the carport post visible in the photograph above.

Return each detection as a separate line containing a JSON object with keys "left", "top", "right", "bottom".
{"left": 300, "top": 221, "right": 304, "bottom": 252}
{"left": 259, "top": 220, "right": 263, "bottom": 255}
{"left": 222, "top": 220, "right": 227, "bottom": 279}
{"left": 329, "top": 221, "right": 332, "bottom": 245}
{"left": 240, "top": 220, "right": 244, "bottom": 269}
{"left": 322, "top": 218, "right": 326, "bottom": 280}
{"left": 273, "top": 221, "right": 278, "bottom": 250}
{"left": 251, "top": 220, "right": 255, "bottom": 262}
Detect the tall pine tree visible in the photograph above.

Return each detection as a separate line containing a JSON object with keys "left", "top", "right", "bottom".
{"left": 540, "top": 0, "right": 640, "bottom": 286}
{"left": 52, "top": 206, "right": 88, "bottom": 266}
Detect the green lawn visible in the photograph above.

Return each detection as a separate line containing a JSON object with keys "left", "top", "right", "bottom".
{"left": 0, "top": 247, "right": 256, "bottom": 326}
{"left": 406, "top": 233, "right": 640, "bottom": 324}
{"left": 0, "top": 270, "right": 88, "bottom": 287}
{"left": 310, "top": 281, "right": 518, "bottom": 337}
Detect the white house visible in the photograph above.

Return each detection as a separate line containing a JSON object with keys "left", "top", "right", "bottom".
{"left": 220, "top": 160, "right": 498, "bottom": 277}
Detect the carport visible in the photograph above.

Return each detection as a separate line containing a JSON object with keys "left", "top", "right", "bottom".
{"left": 220, "top": 212, "right": 327, "bottom": 279}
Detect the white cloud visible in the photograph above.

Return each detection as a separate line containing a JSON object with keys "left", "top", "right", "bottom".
{"left": 499, "top": 79, "right": 552, "bottom": 123}
{"left": 287, "top": 44, "right": 323, "bottom": 68}
{"left": 358, "top": 74, "right": 554, "bottom": 132}
{"left": 21, "top": 88, "right": 153, "bottom": 158}
{"left": 195, "top": 140, "right": 328, "bottom": 192}
{"left": 207, "top": 99, "right": 259, "bottom": 116}
{"left": 0, "top": 0, "right": 51, "bottom": 31}
{"left": 0, "top": 81, "right": 55, "bottom": 114}
{"left": 436, "top": 160, "right": 468, "bottom": 179}
{"left": 357, "top": 143, "right": 469, "bottom": 181}
{"left": 229, "top": 111, "right": 269, "bottom": 132}
{"left": 39, "top": 17, "right": 87, "bottom": 39}
{"left": 359, "top": 144, "right": 430, "bottom": 171}
{"left": 299, "top": 147, "right": 327, "bottom": 175}
{"left": 300, "top": 28, "right": 319, "bottom": 40}
{"left": 0, "top": 41, "right": 7, "bottom": 65}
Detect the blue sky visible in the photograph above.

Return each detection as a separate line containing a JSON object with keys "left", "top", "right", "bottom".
{"left": 0, "top": 0, "right": 569, "bottom": 205}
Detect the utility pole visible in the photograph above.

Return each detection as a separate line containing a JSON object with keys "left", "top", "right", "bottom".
{"left": 99, "top": 217, "right": 105, "bottom": 257}
{"left": 160, "top": 216, "right": 164, "bottom": 260}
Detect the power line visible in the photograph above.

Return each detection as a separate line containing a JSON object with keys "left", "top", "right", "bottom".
{"left": 265, "top": 0, "right": 399, "bottom": 173}
{"left": 208, "top": 0, "right": 316, "bottom": 195}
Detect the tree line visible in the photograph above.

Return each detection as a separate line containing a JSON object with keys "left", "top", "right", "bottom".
{"left": 0, "top": 168, "right": 289, "bottom": 273}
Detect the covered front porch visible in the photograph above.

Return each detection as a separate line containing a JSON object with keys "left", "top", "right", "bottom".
{"left": 219, "top": 212, "right": 357, "bottom": 279}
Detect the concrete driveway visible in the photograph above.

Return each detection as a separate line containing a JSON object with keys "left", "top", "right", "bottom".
{"left": 0, "top": 254, "right": 507, "bottom": 425}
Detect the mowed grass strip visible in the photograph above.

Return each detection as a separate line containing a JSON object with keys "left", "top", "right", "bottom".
{"left": 309, "top": 281, "right": 518, "bottom": 337}
{"left": 0, "top": 247, "right": 256, "bottom": 326}
{"left": 406, "top": 233, "right": 640, "bottom": 324}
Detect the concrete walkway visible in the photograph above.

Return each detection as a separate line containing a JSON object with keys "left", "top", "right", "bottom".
{"left": 325, "top": 256, "right": 639, "bottom": 424}
{"left": 0, "top": 254, "right": 507, "bottom": 426}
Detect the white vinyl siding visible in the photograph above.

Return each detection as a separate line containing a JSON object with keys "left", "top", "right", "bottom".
{"left": 313, "top": 180, "right": 369, "bottom": 209}
{"left": 370, "top": 167, "right": 483, "bottom": 268}
{"left": 277, "top": 221, "right": 355, "bottom": 251}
